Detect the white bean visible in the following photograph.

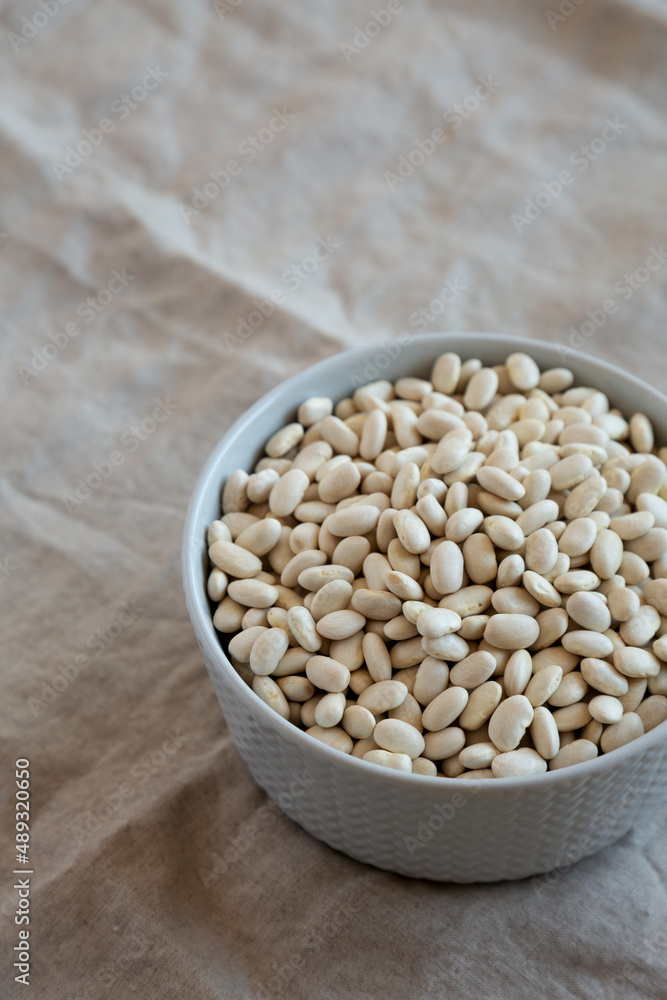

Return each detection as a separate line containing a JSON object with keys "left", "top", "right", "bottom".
{"left": 422, "top": 727, "right": 466, "bottom": 761}
{"left": 252, "top": 675, "right": 290, "bottom": 719}
{"left": 211, "top": 351, "right": 667, "bottom": 778}
{"left": 600, "top": 713, "right": 644, "bottom": 753}
{"left": 305, "top": 655, "right": 351, "bottom": 692}
{"left": 488, "top": 695, "right": 534, "bottom": 751}
{"left": 588, "top": 695, "right": 623, "bottom": 724}
{"left": 580, "top": 657, "right": 629, "bottom": 697}
{"left": 374, "top": 719, "right": 425, "bottom": 758}
{"left": 549, "top": 739, "right": 598, "bottom": 771}
{"left": 307, "top": 725, "right": 354, "bottom": 753}
{"left": 530, "top": 706, "right": 560, "bottom": 760}
{"left": 483, "top": 614, "right": 540, "bottom": 650}
{"left": 363, "top": 749, "right": 412, "bottom": 772}
{"left": 492, "top": 748, "right": 547, "bottom": 778}
{"left": 422, "top": 687, "right": 469, "bottom": 732}
{"left": 358, "top": 680, "right": 408, "bottom": 713}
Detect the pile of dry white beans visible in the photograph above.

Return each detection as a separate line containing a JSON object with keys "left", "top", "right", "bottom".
{"left": 207, "top": 351, "right": 667, "bottom": 779}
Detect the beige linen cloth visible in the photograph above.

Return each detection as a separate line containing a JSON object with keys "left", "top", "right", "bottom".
{"left": 2, "top": 0, "right": 667, "bottom": 996}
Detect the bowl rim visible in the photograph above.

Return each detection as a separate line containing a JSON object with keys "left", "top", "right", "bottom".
{"left": 182, "top": 331, "right": 667, "bottom": 793}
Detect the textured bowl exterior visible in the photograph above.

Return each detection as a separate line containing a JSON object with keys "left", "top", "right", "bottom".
{"left": 183, "top": 333, "right": 667, "bottom": 882}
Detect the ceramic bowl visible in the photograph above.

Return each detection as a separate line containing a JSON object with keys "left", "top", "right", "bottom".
{"left": 182, "top": 333, "right": 667, "bottom": 882}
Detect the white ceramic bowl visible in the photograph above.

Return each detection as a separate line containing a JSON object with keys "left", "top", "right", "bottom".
{"left": 182, "top": 333, "right": 667, "bottom": 882}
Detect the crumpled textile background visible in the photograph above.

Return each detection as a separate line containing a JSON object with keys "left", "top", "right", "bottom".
{"left": 2, "top": 0, "right": 667, "bottom": 997}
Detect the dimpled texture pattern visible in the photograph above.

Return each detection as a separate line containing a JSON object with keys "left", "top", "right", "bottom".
{"left": 200, "top": 639, "right": 667, "bottom": 882}
{"left": 184, "top": 334, "right": 667, "bottom": 882}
